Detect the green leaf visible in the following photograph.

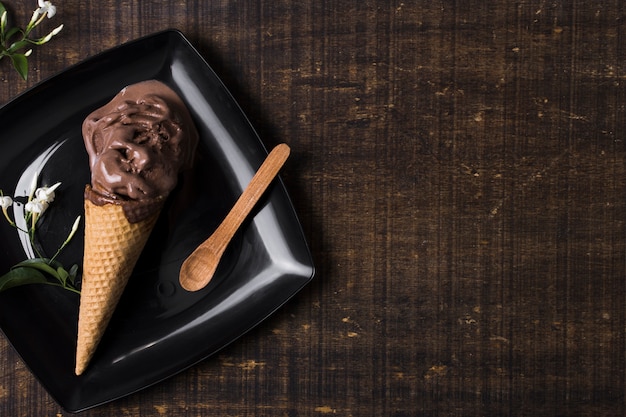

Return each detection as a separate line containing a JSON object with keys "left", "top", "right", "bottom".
{"left": 5, "top": 27, "right": 20, "bottom": 41}
{"left": 0, "top": 3, "right": 6, "bottom": 17}
{"left": 0, "top": 267, "right": 47, "bottom": 292}
{"left": 10, "top": 53, "right": 27, "bottom": 80}
{"left": 68, "top": 264, "right": 78, "bottom": 285}
{"left": 56, "top": 267, "right": 68, "bottom": 286}
{"left": 7, "top": 39, "right": 30, "bottom": 53}
{"left": 13, "top": 258, "right": 59, "bottom": 279}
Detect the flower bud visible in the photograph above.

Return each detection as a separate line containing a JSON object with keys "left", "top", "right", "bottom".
{"left": 51, "top": 24, "right": 63, "bottom": 36}
{"left": 28, "top": 9, "right": 41, "bottom": 27}
{"left": 65, "top": 216, "right": 81, "bottom": 243}
{"left": 28, "top": 172, "right": 38, "bottom": 200}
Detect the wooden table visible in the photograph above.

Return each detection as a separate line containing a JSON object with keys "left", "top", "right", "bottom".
{"left": 0, "top": 0, "right": 625, "bottom": 415}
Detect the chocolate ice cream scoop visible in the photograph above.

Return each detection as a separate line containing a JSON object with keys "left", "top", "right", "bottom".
{"left": 82, "top": 80, "right": 198, "bottom": 222}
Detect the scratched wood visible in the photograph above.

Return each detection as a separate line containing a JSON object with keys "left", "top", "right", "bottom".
{"left": 0, "top": 0, "right": 625, "bottom": 416}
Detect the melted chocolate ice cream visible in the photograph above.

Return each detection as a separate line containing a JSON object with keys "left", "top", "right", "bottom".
{"left": 82, "top": 80, "right": 198, "bottom": 222}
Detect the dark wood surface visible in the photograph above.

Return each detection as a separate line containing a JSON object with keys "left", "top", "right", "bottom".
{"left": 1, "top": 0, "right": 625, "bottom": 415}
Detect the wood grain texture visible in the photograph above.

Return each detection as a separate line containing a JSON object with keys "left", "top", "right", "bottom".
{"left": 0, "top": 0, "right": 626, "bottom": 416}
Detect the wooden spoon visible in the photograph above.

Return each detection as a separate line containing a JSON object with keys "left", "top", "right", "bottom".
{"left": 179, "top": 143, "right": 291, "bottom": 291}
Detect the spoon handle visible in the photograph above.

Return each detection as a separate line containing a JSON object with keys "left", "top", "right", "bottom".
{"left": 211, "top": 143, "right": 291, "bottom": 254}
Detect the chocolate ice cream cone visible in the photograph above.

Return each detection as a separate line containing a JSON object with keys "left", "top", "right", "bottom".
{"left": 75, "top": 200, "right": 160, "bottom": 375}
{"left": 75, "top": 79, "right": 198, "bottom": 375}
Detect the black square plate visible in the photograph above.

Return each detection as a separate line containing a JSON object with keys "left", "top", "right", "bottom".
{"left": 0, "top": 30, "right": 314, "bottom": 412}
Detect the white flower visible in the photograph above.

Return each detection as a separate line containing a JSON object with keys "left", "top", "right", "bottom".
{"left": 37, "top": 0, "right": 57, "bottom": 18}
{"left": 35, "top": 182, "right": 61, "bottom": 203}
{"left": 35, "top": 188, "right": 51, "bottom": 202}
{"left": 0, "top": 196, "right": 12, "bottom": 209}
{"left": 25, "top": 199, "right": 48, "bottom": 214}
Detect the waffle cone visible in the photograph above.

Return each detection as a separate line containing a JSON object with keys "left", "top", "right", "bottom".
{"left": 75, "top": 200, "right": 160, "bottom": 375}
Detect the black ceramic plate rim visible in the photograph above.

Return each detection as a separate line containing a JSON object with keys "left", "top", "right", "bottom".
{"left": 0, "top": 29, "right": 314, "bottom": 412}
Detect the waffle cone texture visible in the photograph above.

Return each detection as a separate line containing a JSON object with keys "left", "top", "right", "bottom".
{"left": 75, "top": 200, "right": 159, "bottom": 375}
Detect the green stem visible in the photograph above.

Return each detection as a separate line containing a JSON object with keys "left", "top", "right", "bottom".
{"left": 25, "top": 13, "right": 46, "bottom": 36}
{"left": 28, "top": 221, "right": 44, "bottom": 259}
{"left": 49, "top": 216, "right": 80, "bottom": 264}
{"left": 1, "top": 207, "right": 14, "bottom": 227}
{"left": 49, "top": 241, "right": 66, "bottom": 264}
{"left": 42, "top": 281, "right": 80, "bottom": 295}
